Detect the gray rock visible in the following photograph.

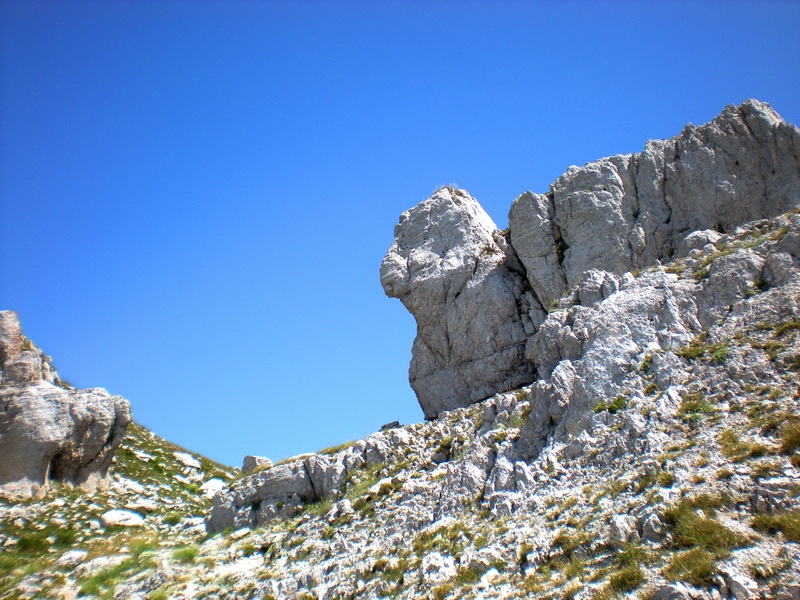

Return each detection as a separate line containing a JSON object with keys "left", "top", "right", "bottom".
{"left": 575, "top": 269, "right": 621, "bottom": 307}
{"left": 381, "top": 187, "right": 541, "bottom": 418}
{"left": 418, "top": 551, "right": 457, "bottom": 585}
{"left": 55, "top": 549, "right": 89, "bottom": 568}
{"left": 0, "top": 311, "right": 132, "bottom": 498}
{"left": 607, "top": 514, "right": 639, "bottom": 548}
{"left": 651, "top": 583, "right": 695, "bottom": 600}
{"left": 382, "top": 101, "right": 798, "bottom": 422}
{"left": 677, "top": 229, "right": 724, "bottom": 258}
{"left": 305, "top": 454, "right": 346, "bottom": 500}
{"left": 207, "top": 460, "right": 317, "bottom": 532}
{"left": 640, "top": 513, "right": 666, "bottom": 542}
{"left": 510, "top": 100, "right": 800, "bottom": 306}
{"left": 762, "top": 251, "right": 796, "bottom": 287}
{"left": 725, "top": 571, "right": 759, "bottom": 600}
{"left": 241, "top": 455, "right": 272, "bottom": 473}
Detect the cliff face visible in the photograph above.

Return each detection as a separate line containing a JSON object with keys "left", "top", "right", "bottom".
{"left": 382, "top": 99, "right": 800, "bottom": 419}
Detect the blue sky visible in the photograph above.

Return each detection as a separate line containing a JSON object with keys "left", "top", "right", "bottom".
{"left": 1, "top": 0, "right": 799, "bottom": 467}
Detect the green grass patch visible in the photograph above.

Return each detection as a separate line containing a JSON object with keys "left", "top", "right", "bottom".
{"left": 78, "top": 546, "right": 155, "bottom": 597}
{"left": 303, "top": 498, "right": 333, "bottom": 518}
{"left": 663, "top": 496, "right": 749, "bottom": 557}
{"left": 609, "top": 563, "right": 645, "bottom": 592}
{"left": 677, "top": 392, "right": 716, "bottom": 422}
{"left": 171, "top": 544, "right": 199, "bottom": 563}
{"left": 318, "top": 440, "right": 356, "bottom": 455}
{"left": 552, "top": 528, "right": 593, "bottom": 557}
{"left": 662, "top": 547, "right": 717, "bottom": 587}
{"left": 774, "top": 320, "right": 800, "bottom": 336}
{"left": 780, "top": 421, "right": 800, "bottom": 455}
{"left": 454, "top": 565, "right": 482, "bottom": 585}
{"left": 751, "top": 510, "right": 800, "bottom": 542}
{"left": 719, "top": 430, "right": 768, "bottom": 462}
{"left": 677, "top": 340, "right": 705, "bottom": 359}
{"left": 413, "top": 521, "right": 470, "bottom": 557}
{"left": 593, "top": 395, "right": 628, "bottom": 414}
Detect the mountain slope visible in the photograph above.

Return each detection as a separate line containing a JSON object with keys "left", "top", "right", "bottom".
{"left": 0, "top": 423, "right": 235, "bottom": 599}
{"left": 2, "top": 210, "right": 794, "bottom": 599}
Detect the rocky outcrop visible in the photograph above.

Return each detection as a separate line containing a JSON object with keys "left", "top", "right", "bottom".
{"left": 200, "top": 209, "right": 800, "bottom": 598}
{"left": 0, "top": 311, "right": 132, "bottom": 498}
{"left": 380, "top": 187, "right": 543, "bottom": 418}
{"left": 509, "top": 99, "right": 800, "bottom": 310}
{"left": 384, "top": 100, "right": 800, "bottom": 418}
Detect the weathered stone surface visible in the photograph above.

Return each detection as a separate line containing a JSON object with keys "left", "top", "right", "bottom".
{"left": 509, "top": 99, "right": 800, "bottom": 310}
{"left": 607, "top": 514, "right": 639, "bottom": 548}
{"left": 0, "top": 311, "right": 132, "bottom": 498}
{"left": 384, "top": 101, "right": 799, "bottom": 419}
{"left": 241, "top": 455, "right": 272, "bottom": 473}
{"left": 380, "top": 187, "right": 541, "bottom": 418}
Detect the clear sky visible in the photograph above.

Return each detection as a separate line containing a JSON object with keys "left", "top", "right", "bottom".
{"left": 1, "top": 0, "right": 799, "bottom": 468}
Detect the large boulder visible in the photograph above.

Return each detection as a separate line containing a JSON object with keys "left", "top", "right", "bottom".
{"left": 0, "top": 311, "right": 132, "bottom": 497}
{"left": 380, "top": 187, "right": 543, "bottom": 418}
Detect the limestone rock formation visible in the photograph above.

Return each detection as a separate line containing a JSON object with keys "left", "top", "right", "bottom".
{"left": 380, "top": 187, "right": 543, "bottom": 418}
{"left": 509, "top": 99, "right": 800, "bottom": 310}
{"left": 200, "top": 208, "right": 800, "bottom": 599}
{"left": 384, "top": 100, "right": 800, "bottom": 417}
{"left": 0, "top": 311, "right": 132, "bottom": 497}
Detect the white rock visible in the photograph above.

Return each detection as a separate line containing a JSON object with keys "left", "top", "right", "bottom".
{"left": 174, "top": 452, "right": 202, "bottom": 470}
{"left": 100, "top": 509, "right": 145, "bottom": 528}
{"left": 480, "top": 567, "right": 501, "bottom": 585}
{"left": 55, "top": 549, "right": 88, "bottom": 568}
{"left": 0, "top": 311, "right": 132, "bottom": 499}
{"left": 242, "top": 455, "right": 272, "bottom": 473}
{"left": 419, "top": 551, "right": 457, "bottom": 585}
{"left": 608, "top": 514, "right": 639, "bottom": 548}
{"left": 380, "top": 187, "right": 538, "bottom": 418}
{"left": 201, "top": 478, "right": 226, "bottom": 498}
{"left": 726, "top": 571, "right": 760, "bottom": 600}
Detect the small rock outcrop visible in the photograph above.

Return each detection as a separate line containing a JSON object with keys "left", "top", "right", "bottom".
{"left": 0, "top": 311, "right": 132, "bottom": 498}
{"left": 383, "top": 99, "right": 800, "bottom": 417}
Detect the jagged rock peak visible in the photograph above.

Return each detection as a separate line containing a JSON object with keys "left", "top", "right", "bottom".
{"left": 510, "top": 98, "right": 800, "bottom": 310}
{"left": 0, "top": 310, "right": 132, "bottom": 498}
{"left": 383, "top": 100, "right": 800, "bottom": 418}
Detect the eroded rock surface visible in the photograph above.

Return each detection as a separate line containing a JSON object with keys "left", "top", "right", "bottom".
{"left": 380, "top": 187, "right": 542, "bottom": 418}
{"left": 509, "top": 99, "right": 800, "bottom": 309}
{"left": 0, "top": 311, "right": 132, "bottom": 498}
{"left": 384, "top": 100, "right": 800, "bottom": 417}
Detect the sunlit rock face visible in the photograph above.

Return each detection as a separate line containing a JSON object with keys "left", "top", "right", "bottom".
{"left": 380, "top": 187, "right": 542, "bottom": 418}
{"left": 508, "top": 99, "right": 800, "bottom": 310}
{"left": 383, "top": 100, "right": 800, "bottom": 419}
